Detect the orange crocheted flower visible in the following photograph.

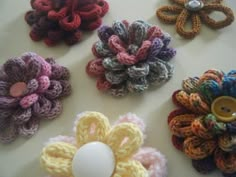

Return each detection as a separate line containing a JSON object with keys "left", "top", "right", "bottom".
{"left": 156, "top": 0, "right": 234, "bottom": 39}
{"left": 168, "top": 69, "right": 236, "bottom": 176}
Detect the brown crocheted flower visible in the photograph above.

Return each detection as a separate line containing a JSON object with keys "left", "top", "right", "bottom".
{"left": 156, "top": 0, "right": 234, "bottom": 39}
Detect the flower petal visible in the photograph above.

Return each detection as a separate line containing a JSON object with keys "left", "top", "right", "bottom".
{"left": 13, "top": 108, "right": 32, "bottom": 125}
{"left": 44, "top": 80, "right": 62, "bottom": 99}
{"left": 106, "top": 123, "right": 143, "bottom": 160}
{"left": 133, "top": 147, "right": 167, "bottom": 177}
{"left": 176, "top": 9, "right": 201, "bottom": 39}
{"left": 199, "top": 4, "right": 234, "bottom": 29}
{"left": 169, "top": 114, "right": 196, "bottom": 137}
{"left": 3, "top": 57, "right": 26, "bottom": 82}
{"left": 20, "top": 93, "right": 39, "bottom": 109}
{"left": 183, "top": 136, "right": 217, "bottom": 160}
{"left": 37, "top": 76, "right": 50, "bottom": 93}
{"left": 0, "top": 109, "right": 13, "bottom": 129}
{"left": 26, "top": 57, "right": 42, "bottom": 80}
{"left": 58, "top": 80, "right": 71, "bottom": 97}
{"left": 26, "top": 79, "right": 39, "bottom": 94}
{"left": 42, "top": 100, "right": 62, "bottom": 120}
{"left": 18, "top": 116, "right": 39, "bottom": 137}
{"left": 40, "top": 142, "right": 76, "bottom": 177}
{"left": 0, "top": 118, "right": 17, "bottom": 143}
{"left": 75, "top": 111, "right": 110, "bottom": 147}
{"left": 0, "top": 96, "right": 19, "bottom": 108}
{"left": 113, "top": 160, "right": 148, "bottom": 177}
{"left": 0, "top": 81, "right": 10, "bottom": 96}
{"left": 156, "top": 5, "right": 183, "bottom": 24}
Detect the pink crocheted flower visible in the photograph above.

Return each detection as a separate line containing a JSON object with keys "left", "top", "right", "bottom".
{"left": 0, "top": 52, "right": 71, "bottom": 143}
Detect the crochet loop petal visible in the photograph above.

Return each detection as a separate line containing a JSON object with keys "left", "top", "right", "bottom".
{"left": 176, "top": 9, "right": 201, "bottom": 38}
{"left": 200, "top": 4, "right": 234, "bottom": 29}
{"left": 156, "top": 5, "right": 183, "bottom": 24}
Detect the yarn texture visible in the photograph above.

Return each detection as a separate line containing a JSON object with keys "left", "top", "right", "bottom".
{"left": 156, "top": 0, "right": 234, "bottom": 39}
{"left": 0, "top": 52, "right": 71, "bottom": 143}
{"left": 41, "top": 111, "right": 167, "bottom": 177}
{"left": 86, "top": 20, "right": 176, "bottom": 96}
{"left": 168, "top": 69, "right": 236, "bottom": 176}
{"left": 25, "top": 0, "right": 109, "bottom": 46}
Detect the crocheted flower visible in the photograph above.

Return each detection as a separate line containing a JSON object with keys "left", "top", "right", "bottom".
{"left": 40, "top": 112, "right": 168, "bottom": 177}
{"left": 0, "top": 52, "right": 71, "bottom": 143}
{"left": 86, "top": 20, "right": 176, "bottom": 96}
{"left": 168, "top": 69, "right": 236, "bottom": 176}
{"left": 156, "top": 0, "right": 234, "bottom": 39}
{"left": 25, "top": 0, "right": 109, "bottom": 46}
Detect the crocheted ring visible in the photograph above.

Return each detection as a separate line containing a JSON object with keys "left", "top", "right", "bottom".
{"left": 41, "top": 111, "right": 167, "bottom": 177}
{"left": 25, "top": 0, "right": 109, "bottom": 46}
{"left": 86, "top": 20, "right": 176, "bottom": 96}
{"left": 168, "top": 69, "right": 236, "bottom": 176}
{"left": 0, "top": 52, "right": 71, "bottom": 143}
{"left": 156, "top": 0, "right": 234, "bottom": 39}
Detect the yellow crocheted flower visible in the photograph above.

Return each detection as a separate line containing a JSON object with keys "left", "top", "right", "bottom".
{"left": 40, "top": 112, "right": 147, "bottom": 177}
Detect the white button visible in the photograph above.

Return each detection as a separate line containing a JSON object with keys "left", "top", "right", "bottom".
{"left": 72, "top": 141, "right": 116, "bottom": 177}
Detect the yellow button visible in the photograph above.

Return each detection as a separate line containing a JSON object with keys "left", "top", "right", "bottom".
{"left": 211, "top": 96, "right": 236, "bottom": 122}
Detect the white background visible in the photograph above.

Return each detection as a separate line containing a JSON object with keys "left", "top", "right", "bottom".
{"left": 0, "top": 0, "right": 236, "bottom": 177}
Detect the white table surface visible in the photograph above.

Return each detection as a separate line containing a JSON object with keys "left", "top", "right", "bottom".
{"left": 0, "top": 0, "right": 236, "bottom": 177}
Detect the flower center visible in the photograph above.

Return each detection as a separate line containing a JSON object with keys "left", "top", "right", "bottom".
{"left": 72, "top": 141, "right": 115, "bottom": 177}
{"left": 211, "top": 96, "right": 236, "bottom": 122}
{"left": 9, "top": 82, "right": 27, "bottom": 97}
{"left": 185, "top": 0, "right": 204, "bottom": 11}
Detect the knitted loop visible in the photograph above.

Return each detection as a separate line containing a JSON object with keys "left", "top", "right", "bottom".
{"left": 133, "top": 147, "right": 167, "bottom": 177}
{"left": 182, "top": 77, "right": 199, "bottom": 94}
{"left": 18, "top": 117, "right": 39, "bottom": 137}
{"left": 156, "top": 0, "right": 234, "bottom": 39}
{"left": 218, "top": 134, "right": 236, "bottom": 152}
{"left": 87, "top": 20, "right": 176, "bottom": 96}
{"left": 189, "top": 93, "right": 210, "bottom": 114}
{"left": 192, "top": 156, "right": 217, "bottom": 174}
{"left": 156, "top": 6, "right": 184, "bottom": 24}
{"left": 102, "top": 57, "right": 125, "bottom": 71}
{"left": 215, "top": 148, "right": 236, "bottom": 174}
{"left": 13, "top": 108, "right": 32, "bottom": 125}
{"left": 106, "top": 123, "right": 143, "bottom": 161}
{"left": 96, "top": 77, "right": 112, "bottom": 91}
{"left": 40, "top": 142, "right": 76, "bottom": 176}
{"left": 105, "top": 71, "right": 127, "bottom": 85}
{"left": 183, "top": 136, "right": 217, "bottom": 160}
{"left": 191, "top": 118, "right": 214, "bottom": 139}
{"left": 200, "top": 4, "right": 235, "bottom": 29}
{"left": 113, "top": 161, "right": 148, "bottom": 177}
{"left": 86, "top": 58, "right": 106, "bottom": 77}
{"left": 0, "top": 119, "right": 17, "bottom": 144}
{"left": 25, "top": 0, "right": 109, "bottom": 46}
{"left": 169, "top": 114, "right": 196, "bottom": 137}
{"left": 176, "top": 9, "right": 201, "bottom": 39}
{"left": 75, "top": 112, "right": 110, "bottom": 146}
{"left": 204, "top": 114, "right": 226, "bottom": 134}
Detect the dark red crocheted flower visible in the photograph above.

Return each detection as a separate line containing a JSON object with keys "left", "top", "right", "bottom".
{"left": 25, "top": 0, "right": 109, "bottom": 46}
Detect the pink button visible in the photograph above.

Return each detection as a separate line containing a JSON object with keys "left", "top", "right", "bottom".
{"left": 10, "top": 82, "right": 27, "bottom": 97}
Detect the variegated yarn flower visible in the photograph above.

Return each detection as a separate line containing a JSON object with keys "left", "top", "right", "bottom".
{"left": 86, "top": 20, "right": 176, "bottom": 96}
{"left": 168, "top": 69, "right": 236, "bottom": 176}
{"left": 40, "top": 112, "right": 168, "bottom": 177}
{"left": 156, "top": 0, "right": 234, "bottom": 39}
{"left": 0, "top": 52, "right": 71, "bottom": 143}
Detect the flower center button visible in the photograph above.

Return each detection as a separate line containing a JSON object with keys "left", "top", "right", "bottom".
{"left": 10, "top": 82, "right": 27, "bottom": 97}
{"left": 185, "top": 0, "right": 204, "bottom": 11}
{"left": 72, "top": 141, "right": 116, "bottom": 177}
{"left": 211, "top": 96, "right": 236, "bottom": 122}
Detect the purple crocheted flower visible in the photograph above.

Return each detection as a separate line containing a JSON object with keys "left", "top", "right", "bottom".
{"left": 0, "top": 52, "right": 71, "bottom": 143}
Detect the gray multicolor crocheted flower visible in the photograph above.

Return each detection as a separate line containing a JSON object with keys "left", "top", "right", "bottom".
{"left": 86, "top": 20, "right": 176, "bottom": 96}
{"left": 0, "top": 52, "right": 71, "bottom": 143}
